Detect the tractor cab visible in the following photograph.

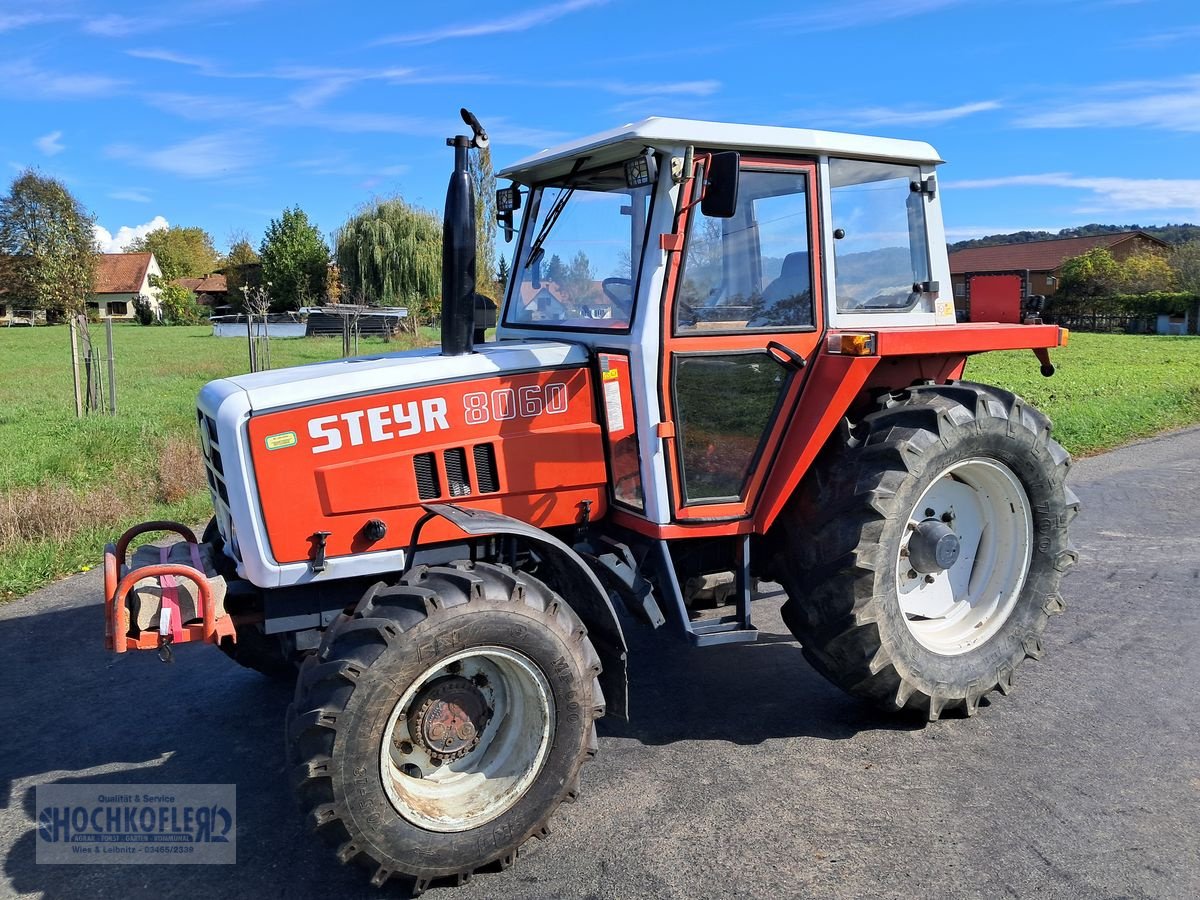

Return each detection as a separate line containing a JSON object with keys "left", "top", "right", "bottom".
{"left": 493, "top": 118, "right": 958, "bottom": 530}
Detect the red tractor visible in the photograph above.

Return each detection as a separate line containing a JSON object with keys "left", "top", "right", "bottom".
{"left": 104, "top": 111, "right": 1076, "bottom": 892}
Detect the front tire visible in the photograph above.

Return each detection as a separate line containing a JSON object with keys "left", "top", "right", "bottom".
{"left": 287, "top": 561, "right": 604, "bottom": 892}
{"left": 777, "top": 382, "right": 1078, "bottom": 720}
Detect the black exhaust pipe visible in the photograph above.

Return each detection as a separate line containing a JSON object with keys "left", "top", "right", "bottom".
{"left": 441, "top": 109, "right": 488, "bottom": 356}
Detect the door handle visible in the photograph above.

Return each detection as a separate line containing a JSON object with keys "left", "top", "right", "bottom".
{"left": 767, "top": 341, "right": 807, "bottom": 369}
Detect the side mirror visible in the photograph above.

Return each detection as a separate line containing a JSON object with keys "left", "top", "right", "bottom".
{"left": 701, "top": 151, "right": 740, "bottom": 218}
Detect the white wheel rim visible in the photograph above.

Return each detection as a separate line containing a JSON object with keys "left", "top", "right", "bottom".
{"left": 895, "top": 458, "right": 1033, "bottom": 656}
{"left": 379, "top": 646, "right": 555, "bottom": 833}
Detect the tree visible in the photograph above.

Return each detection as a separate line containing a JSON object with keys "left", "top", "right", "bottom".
{"left": 1170, "top": 240, "right": 1200, "bottom": 294}
{"left": 222, "top": 231, "right": 261, "bottom": 308}
{"left": 1119, "top": 250, "right": 1175, "bottom": 294}
{"left": 158, "top": 283, "right": 206, "bottom": 325}
{"left": 128, "top": 225, "right": 220, "bottom": 283}
{"left": 1057, "top": 248, "right": 1122, "bottom": 299}
{"left": 469, "top": 145, "right": 497, "bottom": 299}
{"left": 559, "top": 250, "right": 597, "bottom": 304}
{"left": 260, "top": 207, "right": 330, "bottom": 311}
{"left": 334, "top": 197, "right": 442, "bottom": 330}
{"left": 497, "top": 256, "right": 510, "bottom": 296}
{"left": 546, "top": 253, "right": 567, "bottom": 285}
{"left": 0, "top": 170, "right": 96, "bottom": 315}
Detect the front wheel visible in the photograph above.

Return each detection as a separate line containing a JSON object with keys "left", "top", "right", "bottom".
{"left": 287, "top": 561, "right": 604, "bottom": 893}
{"left": 777, "top": 382, "right": 1078, "bottom": 720}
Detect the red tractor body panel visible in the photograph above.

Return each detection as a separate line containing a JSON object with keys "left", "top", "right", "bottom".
{"left": 246, "top": 366, "right": 608, "bottom": 563}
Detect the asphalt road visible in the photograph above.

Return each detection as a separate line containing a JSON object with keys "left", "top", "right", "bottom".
{"left": 2, "top": 427, "right": 1199, "bottom": 900}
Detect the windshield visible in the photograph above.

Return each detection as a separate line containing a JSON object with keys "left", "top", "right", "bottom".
{"left": 506, "top": 161, "right": 653, "bottom": 331}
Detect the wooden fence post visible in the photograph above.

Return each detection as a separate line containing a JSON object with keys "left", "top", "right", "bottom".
{"left": 68, "top": 316, "right": 83, "bottom": 418}
{"left": 105, "top": 316, "right": 117, "bottom": 414}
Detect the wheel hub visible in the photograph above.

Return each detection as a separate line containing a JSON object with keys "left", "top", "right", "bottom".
{"left": 409, "top": 676, "right": 491, "bottom": 763}
{"left": 908, "top": 518, "right": 961, "bottom": 573}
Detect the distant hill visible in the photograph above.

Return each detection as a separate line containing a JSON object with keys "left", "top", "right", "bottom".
{"left": 948, "top": 223, "right": 1200, "bottom": 253}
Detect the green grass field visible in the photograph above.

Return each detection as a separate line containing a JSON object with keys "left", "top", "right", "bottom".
{"left": 2, "top": 326, "right": 1199, "bottom": 598}
{"left": 0, "top": 324, "right": 437, "bottom": 598}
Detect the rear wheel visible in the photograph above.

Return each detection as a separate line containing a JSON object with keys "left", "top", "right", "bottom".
{"left": 777, "top": 382, "right": 1078, "bottom": 719}
{"left": 287, "top": 561, "right": 604, "bottom": 892}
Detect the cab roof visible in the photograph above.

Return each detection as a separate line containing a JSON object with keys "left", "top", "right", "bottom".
{"left": 498, "top": 116, "right": 944, "bottom": 183}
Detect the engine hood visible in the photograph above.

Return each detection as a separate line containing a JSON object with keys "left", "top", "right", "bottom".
{"left": 209, "top": 339, "right": 591, "bottom": 413}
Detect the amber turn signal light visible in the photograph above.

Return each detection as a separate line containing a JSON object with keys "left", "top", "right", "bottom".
{"left": 826, "top": 332, "right": 876, "bottom": 356}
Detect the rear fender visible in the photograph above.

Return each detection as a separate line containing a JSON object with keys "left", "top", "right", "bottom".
{"left": 420, "top": 503, "right": 629, "bottom": 720}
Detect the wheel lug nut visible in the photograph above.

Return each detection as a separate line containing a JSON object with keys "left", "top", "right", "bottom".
{"left": 924, "top": 574, "right": 936, "bottom": 584}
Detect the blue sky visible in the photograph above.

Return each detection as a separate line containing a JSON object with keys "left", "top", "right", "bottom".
{"left": 2, "top": 0, "right": 1198, "bottom": 258}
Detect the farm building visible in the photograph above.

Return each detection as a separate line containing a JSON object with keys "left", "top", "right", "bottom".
{"left": 949, "top": 230, "right": 1170, "bottom": 317}
{"left": 175, "top": 273, "right": 228, "bottom": 307}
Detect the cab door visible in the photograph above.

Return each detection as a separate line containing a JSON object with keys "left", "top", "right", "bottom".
{"left": 659, "top": 157, "right": 825, "bottom": 523}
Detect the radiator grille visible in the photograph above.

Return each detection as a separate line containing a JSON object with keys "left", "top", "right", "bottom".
{"left": 198, "top": 405, "right": 230, "bottom": 513}
{"left": 444, "top": 447, "right": 471, "bottom": 497}
{"left": 413, "top": 452, "right": 440, "bottom": 500}
{"left": 473, "top": 443, "right": 500, "bottom": 493}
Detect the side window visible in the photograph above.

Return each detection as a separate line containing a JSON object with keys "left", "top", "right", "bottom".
{"left": 676, "top": 168, "right": 813, "bottom": 333}
{"left": 674, "top": 353, "right": 788, "bottom": 502}
{"left": 828, "top": 159, "right": 931, "bottom": 312}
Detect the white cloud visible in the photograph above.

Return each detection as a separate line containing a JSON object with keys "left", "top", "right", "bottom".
{"left": 817, "top": 100, "right": 1001, "bottom": 128}
{"left": 93, "top": 215, "right": 169, "bottom": 253}
{"left": 0, "top": 12, "right": 66, "bottom": 32}
{"left": 375, "top": 0, "right": 609, "bottom": 45}
{"left": 126, "top": 48, "right": 213, "bottom": 69}
{"left": 1019, "top": 74, "right": 1200, "bottom": 132}
{"left": 756, "top": 0, "right": 967, "bottom": 33}
{"left": 35, "top": 130, "right": 64, "bottom": 156}
{"left": 83, "top": 14, "right": 162, "bottom": 37}
{"left": 107, "top": 133, "right": 261, "bottom": 179}
{"left": 0, "top": 60, "right": 126, "bottom": 99}
{"left": 109, "top": 189, "right": 152, "bottom": 203}
{"left": 1126, "top": 25, "right": 1200, "bottom": 48}
{"left": 947, "top": 172, "right": 1200, "bottom": 215}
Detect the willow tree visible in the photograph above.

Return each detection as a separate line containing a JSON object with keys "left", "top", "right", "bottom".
{"left": 335, "top": 198, "right": 442, "bottom": 331}
{"left": 469, "top": 146, "right": 497, "bottom": 300}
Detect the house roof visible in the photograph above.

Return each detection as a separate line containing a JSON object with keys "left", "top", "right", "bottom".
{"left": 95, "top": 253, "right": 154, "bottom": 294}
{"left": 948, "top": 231, "right": 1168, "bottom": 274}
{"left": 175, "top": 273, "right": 228, "bottom": 293}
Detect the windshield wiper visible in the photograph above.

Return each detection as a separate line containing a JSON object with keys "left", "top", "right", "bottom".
{"left": 524, "top": 157, "right": 589, "bottom": 269}
{"left": 525, "top": 186, "right": 574, "bottom": 269}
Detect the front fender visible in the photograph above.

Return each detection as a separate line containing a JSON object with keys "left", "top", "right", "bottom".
{"left": 421, "top": 503, "right": 629, "bottom": 720}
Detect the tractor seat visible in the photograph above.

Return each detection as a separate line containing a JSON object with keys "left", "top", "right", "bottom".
{"left": 751, "top": 251, "right": 813, "bottom": 328}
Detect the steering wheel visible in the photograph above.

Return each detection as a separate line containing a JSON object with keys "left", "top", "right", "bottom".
{"left": 602, "top": 277, "right": 634, "bottom": 319}
{"left": 602, "top": 277, "right": 632, "bottom": 304}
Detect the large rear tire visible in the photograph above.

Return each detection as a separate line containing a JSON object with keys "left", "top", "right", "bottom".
{"left": 286, "top": 561, "right": 604, "bottom": 893}
{"left": 777, "top": 382, "right": 1078, "bottom": 720}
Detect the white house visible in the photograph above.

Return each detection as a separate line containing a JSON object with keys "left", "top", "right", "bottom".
{"left": 91, "top": 252, "right": 163, "bottom": 319}
{"left": 0, "top": 252, "right": 163, "bottom": 323}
